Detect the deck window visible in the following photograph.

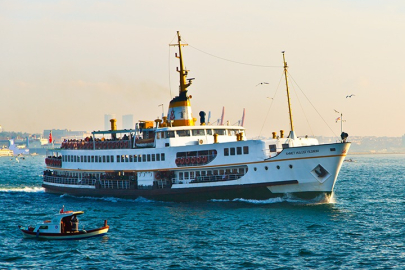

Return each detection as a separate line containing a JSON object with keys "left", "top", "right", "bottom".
{"left": 161, "top": 153, "right": 165, "bottom": 161}
{"left": 176, "top": 130, "right": 190, "bottom": 137}
{"left": 179, "top": 172, "right": 184, "bottom": 180}
{"left": 103, "top": 156, "right": 106, "bottom": 163}
{"left": 156, "top": 132, "right": 161, "bottom": 139}
{"left": 95, "top": 156, "right": 98, "bottom": 163}
{"left": 111, "top": 155, "right": 114, "bottom": 162}
{"left": 224, "top": 148, "right": 229, "bottom": 156}
{"left": 152, "top": 154, "right": 155, "bottom": 161}
{"left": 269, "top": 145, "right": 277, "bottom": 152}
{"left": 91, "top": 156, "right": 94, "bottom": 163}
{"left": 142, "top": 154, "right": 146, "bottom": 162}
{"left": 138, "top": 155, "right": 142, "bottom": 162}
{"left": 81, "top": 156, "right": 83, "bottom": 162}
{"left": 147, "top": 154, "right": 151, "bottom": 162}
{"left": 228, "top": 129, "right": 236, "bottom": 136}
{"left": 106, "top": 156, "right": 109, "bottom": 163}
{"left": 129, "top": 155, "right": 133, "bottom": 162}
{"left": 117, "top": 155, "right": 120, "bottom": 163}
{"left": 237, "top": 147, "right": 242, "bottom": 155}
{"left": 230, "top": 148, "right": 235, "bottom": 155}
{"left": 156, "top": 154, "right": 160, "bottom": 161}
{"left": 166, "top": 131, "right": 175, "bottom": 138}
{"left": 206, "top": 129, "right": 213, "bottom": 135}
{"left": 192, "top": 129, "right": 205, "bottom": 136}
{"left": 125, "top": 155, "right": 129, "bottom": 162}
{"left": 214, "top": 129, "right": 226, "bottom": 135}
{"left": 243, "top": 146, "right": 249, "bottom": 154}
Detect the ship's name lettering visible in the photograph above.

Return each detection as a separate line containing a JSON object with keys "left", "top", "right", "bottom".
{"left": 285, "top": 149, "right": 319, "bottom": 155}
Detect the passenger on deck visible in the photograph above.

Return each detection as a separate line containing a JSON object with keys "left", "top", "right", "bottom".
{"left": 71, "top": 216, "right": 79, "bottom": 232}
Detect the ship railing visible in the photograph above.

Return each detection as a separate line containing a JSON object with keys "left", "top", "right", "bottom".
{"left": 99, "top": 180, "right": 130, "bottom": 189}
{"left": 155, "top": 179, "right": 172, "bottom": 189}
{"left": 43, "top": 176, "right": 96, "bottom": 186}
{"left": 60, "top": 140, "right": 132, "bottom": 150}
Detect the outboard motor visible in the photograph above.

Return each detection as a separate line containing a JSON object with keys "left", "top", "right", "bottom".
{"left": 199, "top": 111, "right": 206, "bottom": 125}
{"left": 341, "top": 132, "right": 349, "bottom": 142}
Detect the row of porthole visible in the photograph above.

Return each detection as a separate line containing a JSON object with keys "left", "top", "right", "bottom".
{"left": 253, "top": 164, "right": 293, "bottom": 171}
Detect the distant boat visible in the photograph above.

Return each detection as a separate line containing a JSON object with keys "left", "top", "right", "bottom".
{"left": 18, "top": 208, "right": 109, "bottom": 240}
{"left": 0, "top": 147, "right": 13, "bottom": 157}
{"left": 8, "top": 139, "right": 29, "bottom": 156}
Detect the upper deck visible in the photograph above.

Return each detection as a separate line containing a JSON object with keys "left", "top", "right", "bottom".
{"left": 60, "top": 125, "right": 246, "bottom": 151}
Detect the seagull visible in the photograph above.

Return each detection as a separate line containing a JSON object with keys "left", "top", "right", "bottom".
{"left": 346, "top": 94, "right": 355, "bottom": 98}
{"left": 334, "top": 109, "right": 340, "bottom": 113}
{"left": 267, "top": 97, "right": 273, "bottom": 100}
{"left": 256, "top": 82, "right": 269, "bottom": 86}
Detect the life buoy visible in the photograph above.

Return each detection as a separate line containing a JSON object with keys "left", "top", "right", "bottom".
{"left": 201, "top": 156, "right": 208, "bottom": 163}
{"left": 191, "top": 157, "right": 196, "bottom": 164}
{"left": 185, "top": 157, "right": 190, "bottom": 164}
{"left": 196, "top": 157, "right": 202, "bottom": 163}
{"left": 175, "top": 158, "right": 181, "bottom": 165}
{"left": 180, "top": 158, "right": 185, "bottom": 165}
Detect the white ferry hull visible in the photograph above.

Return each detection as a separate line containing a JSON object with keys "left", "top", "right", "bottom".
{"left": 43, "top": 142, "right": 350, "bottom": 202}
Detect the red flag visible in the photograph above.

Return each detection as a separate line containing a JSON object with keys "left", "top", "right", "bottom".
{"left": 48, "top": 131, "right": 53, "bottom": 143}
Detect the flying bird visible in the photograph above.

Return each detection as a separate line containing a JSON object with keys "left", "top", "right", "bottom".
{"left": 256, "top": 82, "right": 269, "bottom": 86}
{"left": 346, "top": 94, "right": 355, "bottom": 98}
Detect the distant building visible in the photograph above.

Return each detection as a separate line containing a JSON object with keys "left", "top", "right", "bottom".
{"left": 122, "top": 114, "right": 134, "bottom": 130}
{"left": 104, "top": 114, "right": 116, "bottom": 130}
{"left": 402, "top": 134, "right": 405, "bottom": 147}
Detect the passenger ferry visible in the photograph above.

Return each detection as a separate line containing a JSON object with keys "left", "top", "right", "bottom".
{"left": 42, "top": 32, "right": 351, "bottom": 202}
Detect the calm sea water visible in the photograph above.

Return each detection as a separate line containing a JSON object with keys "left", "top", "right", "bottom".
{"left": 1, "top": 154, "right": 405, "bottom": 269}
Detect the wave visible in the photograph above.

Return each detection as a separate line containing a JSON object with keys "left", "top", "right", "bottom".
{"left": 0, "top": 186, "right": 44, "bottom": 193}
{"left": 210, "top": 193, "right": 335, "bottom": 205}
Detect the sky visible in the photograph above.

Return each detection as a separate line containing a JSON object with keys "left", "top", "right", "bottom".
{"left": 1, "top": 0, "right": 404, "bottom": 138}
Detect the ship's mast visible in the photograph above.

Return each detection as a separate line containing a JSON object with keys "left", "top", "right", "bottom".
{"left": 282, "top": 51, "right": 295, "bottom": 138}
{"left": 172, "top": 31, "right": 191, "bottom": 94}
{"left": 166, "top": 31, "right": 195, "bottom": 127}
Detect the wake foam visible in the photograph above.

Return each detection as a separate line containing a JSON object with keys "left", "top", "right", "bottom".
{"left": 0, "top": 186, "right": 44, "bottom": 193}
{"left": 210, "top": 193, "right": 335, "bottom": 205}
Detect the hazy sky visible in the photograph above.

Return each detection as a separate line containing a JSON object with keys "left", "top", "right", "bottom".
{"left": 1, "top": 0, "right": 404, "bottom": 138}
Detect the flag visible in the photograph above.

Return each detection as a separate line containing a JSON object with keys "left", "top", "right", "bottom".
{"left": 335, "top": 117, "right": 341, "bottom": 123}
{"left": 48, "top": 131, "right": 53, "bottom": 143}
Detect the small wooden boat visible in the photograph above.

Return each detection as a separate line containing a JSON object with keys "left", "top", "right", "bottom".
{"left": 18, "top": 207, "right": 109, "bottom": 240}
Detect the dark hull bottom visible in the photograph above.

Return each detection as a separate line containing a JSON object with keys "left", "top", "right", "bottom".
{"left": 43, "top": 182, "right": 330, "bottom": 202}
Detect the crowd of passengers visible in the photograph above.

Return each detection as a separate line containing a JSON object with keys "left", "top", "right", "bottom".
{"left": 62, "top": 134, "right": 131, "bottom": 144}
{"left": 47, "top": 155, "right": 62, "bottom": 159}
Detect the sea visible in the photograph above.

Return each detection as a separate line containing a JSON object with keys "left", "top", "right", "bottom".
{"left": 1, "top": 154, "right": 404, "bottom": 269}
